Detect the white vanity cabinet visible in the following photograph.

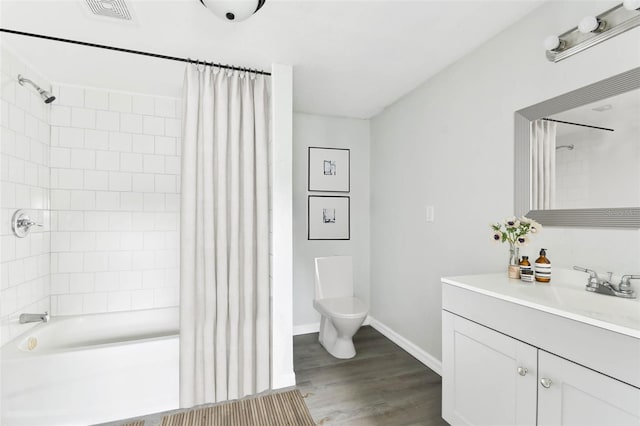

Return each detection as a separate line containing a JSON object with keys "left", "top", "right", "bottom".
{"left": 442, "top": 311, "right": 537, "bottom": 426}
{"left": 537, "top": 350, "right": 640, "bottom": 426}
{"left": 441, "top": 273, "right": 640, "bottom": 426}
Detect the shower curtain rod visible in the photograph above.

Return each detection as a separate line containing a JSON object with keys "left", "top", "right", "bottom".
{"left": 541, "top": 117, "right": 614, "bottom": 132}
{"left": 0, "top": 28, "right": 271, "bottom": 76}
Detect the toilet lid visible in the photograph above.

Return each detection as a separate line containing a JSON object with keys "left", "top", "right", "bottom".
{"left": 314, "top": 297, "right": 368, "bottom": 319}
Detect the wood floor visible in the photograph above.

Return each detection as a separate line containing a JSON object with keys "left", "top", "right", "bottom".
{"left": 104, "top": 326, "right": 445, "bottom": 426}
{"left": 294, "top": 326, "right": 446, "bottom": 426}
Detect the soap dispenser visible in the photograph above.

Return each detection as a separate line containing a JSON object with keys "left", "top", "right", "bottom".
{"left": 534, "top": 249, "right": 551, "bottom": 283}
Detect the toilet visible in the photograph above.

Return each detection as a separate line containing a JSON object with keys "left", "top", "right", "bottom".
{"left": 313, "top": 256, "right": 369, "bottom": 359}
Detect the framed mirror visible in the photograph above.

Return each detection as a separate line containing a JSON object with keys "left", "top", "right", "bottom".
{"left": 515, "top": 67, "right": 640, "bottom": 228}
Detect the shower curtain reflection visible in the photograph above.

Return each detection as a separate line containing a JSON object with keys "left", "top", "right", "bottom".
{"left": 531, "top": 119, "right": 557, "bottom": 210}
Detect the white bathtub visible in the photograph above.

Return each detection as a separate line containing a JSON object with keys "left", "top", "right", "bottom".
{"left": 1, "top": 307, "right": 179, "bottom": 426}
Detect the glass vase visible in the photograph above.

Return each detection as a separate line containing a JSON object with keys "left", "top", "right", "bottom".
{"left": 508, "top": 244, "right": 520, "bottom": 279}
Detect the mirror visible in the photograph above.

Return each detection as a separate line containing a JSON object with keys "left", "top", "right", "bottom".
{"left": 515, "top": 67, "right": 640, "bottom": 228}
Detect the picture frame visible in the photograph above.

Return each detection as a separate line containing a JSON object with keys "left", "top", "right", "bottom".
{"left": 308, "top": 195, "right": 350, "bottom": 240}
{"left": 308, "top": 147, "right": 350, "bottom": 192}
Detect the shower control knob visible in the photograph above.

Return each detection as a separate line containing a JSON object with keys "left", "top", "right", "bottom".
{"left": 11, "top": 209, "right": 43, "bottom": 238}
{"left": 517, "top": 366, "right": 528, "bottom": 376}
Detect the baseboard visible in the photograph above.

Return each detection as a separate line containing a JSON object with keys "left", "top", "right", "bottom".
{"left": 368, "top": 316, "right": 442, "bottom": 376}
{"left": 293, "top": 322, "right": 320, "bottom": 336}
{"left": 292, "top": 316, "right": 372, "bottom": 336}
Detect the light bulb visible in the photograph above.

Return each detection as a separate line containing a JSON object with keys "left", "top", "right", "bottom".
{"left": 543, "top": 35, "right": 561, "bottom": 51}
{"left": 578, "top": 16, "right": 601, "bottom": 33}
{"left": 623, "top": 0, "right": 640, "bottom": 10}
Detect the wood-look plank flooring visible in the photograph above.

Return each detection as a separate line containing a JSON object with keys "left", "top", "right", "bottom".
{"left": 103, "top": 326, "right": 445, "bottom": 426}
{"left": 294, "top": 326, "right": 446, "bottom": 426}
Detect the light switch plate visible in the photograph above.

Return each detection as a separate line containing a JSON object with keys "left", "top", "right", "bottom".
{"left": 426, "top": 205, "right": 435, "bottom": 222}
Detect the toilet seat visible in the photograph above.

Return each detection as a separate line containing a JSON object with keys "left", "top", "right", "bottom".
{"left": 314, "top": 297, "right": 368, "bottom": 319}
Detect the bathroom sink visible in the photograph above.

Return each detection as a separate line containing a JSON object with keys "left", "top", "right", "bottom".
{"left": 442, "top": 270, "right": 640, "bottom": 338}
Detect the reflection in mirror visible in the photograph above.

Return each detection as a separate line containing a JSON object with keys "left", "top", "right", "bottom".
{"left": 535, "top": 89, "right": 640, "bottom": 210}
{"left": 514, "top": 67, "right": 640, "bottom": 228}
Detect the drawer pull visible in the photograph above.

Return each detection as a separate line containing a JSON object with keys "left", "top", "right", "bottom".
{"left": 517, "top": 367, "right": 528, "bottom": 376}
{"left": 540, "top": 378, "right": 553, "bottom": 388}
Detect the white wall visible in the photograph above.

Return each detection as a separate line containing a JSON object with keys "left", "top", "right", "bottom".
{"left": 48, "top": 84, "right": 181, "bottom": 315}
{"left": 369, "top": 1, "right": 640, "bottom": 364}
{"left": 0, "top": 46, "right": 51, "bottom": 346}
{"left": 292, "top": 113, "right": 370, "bottom": 331}
{"left": 271, "top": 63, "right": 295, "bottom": 389}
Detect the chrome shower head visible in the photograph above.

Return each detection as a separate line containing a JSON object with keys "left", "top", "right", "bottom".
{"left": 17, "top": 75, "right": 56, "bottom": 104}
{"left": 556, "top": 144, "right": 575, "bottom": 151}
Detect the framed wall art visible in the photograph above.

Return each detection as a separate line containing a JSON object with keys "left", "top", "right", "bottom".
{"left": 308, "top": 147, "right": 350, "bottom": 192}
{"left": 308, "top": 195, "right": 350, "bottom": 240}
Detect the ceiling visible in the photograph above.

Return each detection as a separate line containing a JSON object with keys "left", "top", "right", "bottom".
{"left": 1, "top": 0, "right": 543, "bottom": 119}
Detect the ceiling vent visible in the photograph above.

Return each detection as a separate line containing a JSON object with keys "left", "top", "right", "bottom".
{"left": 85, "top": 0, "right": 132, "bottom": 20}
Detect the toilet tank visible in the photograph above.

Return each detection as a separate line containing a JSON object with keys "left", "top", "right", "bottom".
{"left": 314, "top": 256, "right": 353, "bottom": 300}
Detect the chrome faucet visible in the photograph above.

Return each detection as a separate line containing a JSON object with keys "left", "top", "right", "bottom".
{"left": 573, "top": 267, "right": 637, "bottom": 299}
{"left": 19, "top": 311, "right": 49, "bottom": 324}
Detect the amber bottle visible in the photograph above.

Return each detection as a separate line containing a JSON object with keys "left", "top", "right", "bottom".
{"left": 534, "top": 249, "right": 551, "bottom": 283}
{"left": 519, "top": 256, "right": 533, "bottom": 282}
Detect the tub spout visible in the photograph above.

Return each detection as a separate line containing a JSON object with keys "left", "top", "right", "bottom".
{"left": 19, "top": 311, "right": 49, "bottom": 324}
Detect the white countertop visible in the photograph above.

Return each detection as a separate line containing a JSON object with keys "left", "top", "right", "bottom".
{"left": 442, "top": 270, "right": 640, "bottom": 339}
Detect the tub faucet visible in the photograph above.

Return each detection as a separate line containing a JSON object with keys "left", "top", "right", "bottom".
{"left": 19, "top": 311, "right": 49, "bottom": 324}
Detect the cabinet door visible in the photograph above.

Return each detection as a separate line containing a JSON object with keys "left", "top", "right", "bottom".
{"left": 538, "top": 350, "right": 640, "bottom": 426}
{"left": 442, "top": 311, "right": 537, "bottom": 426}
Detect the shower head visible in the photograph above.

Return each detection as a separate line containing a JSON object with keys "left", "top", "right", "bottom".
{"left": 17, "top": 75, "right": 56, "bottom": 104}
{"left": 556, "top": 144, "right": 575, "bottom": 151}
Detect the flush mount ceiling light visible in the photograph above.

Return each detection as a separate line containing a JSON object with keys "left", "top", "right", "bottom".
{"left": 544, "top": 2, "right": 640, "bottom": 62}
{"left": 199, "top": 0, "right": 266, "bottom": 22}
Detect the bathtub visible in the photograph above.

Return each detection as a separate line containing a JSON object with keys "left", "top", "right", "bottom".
{"left": 1, "top": 307, "right": 179, "bottom": 426}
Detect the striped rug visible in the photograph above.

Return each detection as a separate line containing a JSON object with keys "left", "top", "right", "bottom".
{"left": 160, "top": 389, "right": 315, "bottom": 426}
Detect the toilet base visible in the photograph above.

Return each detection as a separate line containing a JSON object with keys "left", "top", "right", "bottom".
{"left": 318, "top": 315, "right": 365, "bottom": 359}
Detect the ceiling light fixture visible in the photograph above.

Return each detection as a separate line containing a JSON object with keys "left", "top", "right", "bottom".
{"left": 544, "top": 3, "right": 640, "bottom": 63}
{"left": 199, "top": 0, "right": 266, "bottom": 22}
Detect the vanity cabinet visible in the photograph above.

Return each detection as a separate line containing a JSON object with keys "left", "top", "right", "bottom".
{"left": 441, "top": 272, "right": 640, "bottom": 426}
{"left": 443, "top": 311, "right": 640, "bottom": 426}
{"left": 442, "top": 311, "right": 537, "bottom": 426}
{"left": 537, "top": 350, "right": 640, "bottom": 426}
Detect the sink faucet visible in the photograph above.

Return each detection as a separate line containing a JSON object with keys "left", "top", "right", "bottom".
{"left": 573, "top": 266, "right": 637, "bottom": 299}
{"left": 19, "top": 311, "right": 49, "bottom": 324}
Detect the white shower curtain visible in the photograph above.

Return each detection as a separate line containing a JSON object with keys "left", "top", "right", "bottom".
{"left": 531, "top": 119, "right": 557, "bottom": 210}
{"left": 179, "top": 64, "right": 270, "bottom": 408}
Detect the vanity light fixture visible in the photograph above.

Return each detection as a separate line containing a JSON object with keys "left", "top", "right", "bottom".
{"left": 542, "top": 35, "right": 565, "bottom": 52}
{"left": 544, "top": 2, "right": 640, "bottom": 62}
{"left": 578, "top": 16, "right": 606, "bottom": 34}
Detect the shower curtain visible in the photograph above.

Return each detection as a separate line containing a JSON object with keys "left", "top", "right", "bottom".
{"left": 179, "top": 64, "right": 270, "bottom": 407}
{"left": 531, "top": 119, "right": 557, "bottom": 210}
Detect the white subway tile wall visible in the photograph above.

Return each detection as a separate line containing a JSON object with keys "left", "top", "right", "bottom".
{"left": 49, "top": 83, "right": 181, "bottom": 316}
{"left": 0, "top": 48, "right": 51, "bottom": 346}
